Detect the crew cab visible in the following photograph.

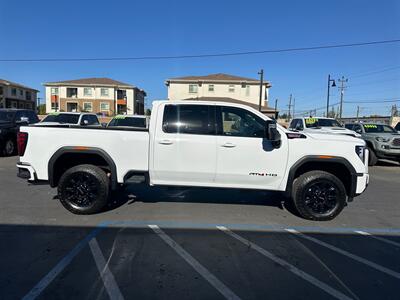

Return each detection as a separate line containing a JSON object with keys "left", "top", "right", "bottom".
{"left": 16, "top": 101, "right": 369, "bottom": 221}
{"left": 39, "top": 112, "right": 100, "bottom": 126}
{"left": 289, "top": 117, "right": 360, "bottom": 137}
{"left": 0, "top": 109, "right": 39, "bottom": 156}
{"left": 345, "top": 123, "right": 400, "bottom": 165}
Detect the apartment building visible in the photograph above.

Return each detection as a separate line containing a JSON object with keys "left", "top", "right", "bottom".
{"left": 44, "top": 78, "right": 146, "bottom": 115}
{"left": 0, "top": 79, "right": 38, "bottom": 110}
{"left": 165, "top": 73, "right": 276, "bottom": 116}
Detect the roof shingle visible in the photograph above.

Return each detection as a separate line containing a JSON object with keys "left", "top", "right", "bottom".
{"left": 44, "top": 77, "right": 133, "bottom": 87}
{"left": 0, "top": 79, "right": 39, "bottom": 92}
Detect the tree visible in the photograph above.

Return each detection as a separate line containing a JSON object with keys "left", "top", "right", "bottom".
{"left": 37, "top": 104, "right": 46, "bottom": 115}
{"left": 280, "top": 113, "right": 288, "bottom": 120}
{"left": 145, "top": 109, "right": 151, "bottom": 116}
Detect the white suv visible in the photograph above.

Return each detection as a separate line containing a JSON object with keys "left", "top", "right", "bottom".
{"left": 289, "top": 117, "right": 360, "bottom": 137}
{"left": 39, "top": 112, "right": 100, "bottom": 126}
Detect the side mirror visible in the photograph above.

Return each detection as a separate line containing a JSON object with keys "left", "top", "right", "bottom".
{"left": 265, "top": 120, "right": 281, "bottom": 148}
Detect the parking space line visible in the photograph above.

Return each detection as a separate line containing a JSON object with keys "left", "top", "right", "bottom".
{"left": 148, "top": 225, "right": 241, "bottom": 300}
{"left": 355, "top": 230, "right": 400, "bottom": 248}
{"left": 217, "top": 226, "right": 352, "bottom": 300}
{"left": 286, "top": 229, "right": 400, "bottom": 280}
{"left": 22, "top": 225, "right": 105, "bottom": 300}
{"left": 89, "top": 238, "right": 124, "bottom": 300}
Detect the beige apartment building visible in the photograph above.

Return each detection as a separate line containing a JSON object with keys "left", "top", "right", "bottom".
{"left": 44, "top": 78, "right": 146, "bottom": 116}
{"left": 0, "top": 79, "right": 38, "bottom": 110}
{"left": 165, "top": 73, "right": 276, "bottom": 116}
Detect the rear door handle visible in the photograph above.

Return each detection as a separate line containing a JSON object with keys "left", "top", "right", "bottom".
{"left": 221, "top": 142, "right": 236, "bottom": 148}
{"left": 159, "top": 139, "right": 173, "bottom": 145}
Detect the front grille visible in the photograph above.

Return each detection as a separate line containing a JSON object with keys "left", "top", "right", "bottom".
{"left": 392, "top": 138, "right": 400, "bottom": 146}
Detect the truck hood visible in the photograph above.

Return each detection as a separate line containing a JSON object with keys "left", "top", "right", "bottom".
{"left": 303, "top": 131, "right": 365, "bottom": 145}
{"left": 363, "top": 132, "right": 400, "bottom": 138}
{"left": 307, "top": 126, "right": 360, "bottom": 137}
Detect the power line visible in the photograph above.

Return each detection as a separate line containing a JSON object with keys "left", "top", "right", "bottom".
{"left": 345, "top": 98, "right": 400, "bottom": 103}
{"left": 1, "top": 39, "right": 400, "bottom": 62}
{"left": 348, "top": 65, "right": 400, "bottom": 79}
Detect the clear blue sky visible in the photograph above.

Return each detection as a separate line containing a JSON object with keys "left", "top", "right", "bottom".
{"left": 1, "top": 0, "right": 399, "bottom": 117}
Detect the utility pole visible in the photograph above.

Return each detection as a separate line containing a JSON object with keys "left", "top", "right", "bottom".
{"left": 287, "top": 94, "right": 292, "bottom": 121}
{"left": 274, "top": 99, "right": 278, "bottom": 119}
{"left": 338, "top": 76, "right": 348, "bottom": 119}
{"left": 292, "top": 98, "right": 295, "bottom": 118}
{"left": 258, "top": 69, "right": 264, "bottom": 112}
{"left": 356, "top": 106, "right": 360, "bottom": 122}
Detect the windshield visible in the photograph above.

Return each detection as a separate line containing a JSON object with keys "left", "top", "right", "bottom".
{"left": 305, "top": 118, "right": 342, "bottom": 128}
{"left": 108, "top": 117, "right": 147, "bottom": 128}
{"left": 42, "top": 114, "right": 80, "bottom": 124}
{"left": 0, "top": 111, "right": 16, "bottom": 122}
{"left": 363, "top": 124, "right": 396, "bottom": 133}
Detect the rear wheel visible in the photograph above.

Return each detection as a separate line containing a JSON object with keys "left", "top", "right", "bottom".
{"left": 58, "top": 164, "right": 109, "bottom": 214}
{"left": 3, "top": 138, "right": 16, "bottom": 156}
{"left": 368, "top": 147, "right": 378, "bottom": 166}
{"left": 292, "top": 171, "right": 346, "bottom": 221}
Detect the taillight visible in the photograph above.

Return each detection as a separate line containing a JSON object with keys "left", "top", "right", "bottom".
{"left": 17, "top": 132, "right": 28, "bottom": 156}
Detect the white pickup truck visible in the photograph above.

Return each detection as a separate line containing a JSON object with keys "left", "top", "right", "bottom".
{"left": 16, "top": 100, "right": 369, "bottom": 221}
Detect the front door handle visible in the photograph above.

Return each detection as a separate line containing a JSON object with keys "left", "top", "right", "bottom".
{"left": 221, "top": 142, "right": 236, "bottom": 148}
{"left": 159, "top": 139, "right": 173, "bottom": 145}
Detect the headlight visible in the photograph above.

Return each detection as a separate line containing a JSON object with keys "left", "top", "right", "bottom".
{"left": 375, "top": 137, "right": 390, "bottom": 142}
{"left": 355, "top": 145, "right": 365, "bottom": 162}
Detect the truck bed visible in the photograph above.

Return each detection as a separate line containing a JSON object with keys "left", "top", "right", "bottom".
{"left": 20, "top": 126, "right": 150, "bottom": 183}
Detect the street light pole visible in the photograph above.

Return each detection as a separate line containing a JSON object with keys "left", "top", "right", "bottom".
{"left": 326, "top": 74, "right": 336, "bottom": 117}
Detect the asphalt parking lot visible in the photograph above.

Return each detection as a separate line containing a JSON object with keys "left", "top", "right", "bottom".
{"left": 0, "top": 156, "right": 399, "bottom": 299}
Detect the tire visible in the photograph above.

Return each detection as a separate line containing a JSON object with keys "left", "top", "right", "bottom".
{"left": 292, "top": 171, "right": 346, "bottom": 221}
{"left": 368, "top": 148, "right": 378, "bottom": 166}
{"left": 58, "top": 164, "right": 109, "bottom": 215}
{"left": 3, "top": 138, "right": 16, "bottom": 156}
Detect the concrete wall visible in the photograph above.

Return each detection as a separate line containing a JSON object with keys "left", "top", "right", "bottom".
{"left": 168, "top": 82, "right": 269, "bottom": 107}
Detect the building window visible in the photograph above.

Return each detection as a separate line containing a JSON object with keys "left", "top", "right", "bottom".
{"left": 188, "top": 84, "right": 198, "bottom": 93}
{"left": 83, "top": 102, "right": 93, "bottom": 112}
{"left": 51, "top": 102, "right": 59, "bottom": 110}
{"left": 66, "top": 88, "right": 78, "bottom": 98}
{"left": 228, "top": 85, "right": 235, "bottom": 93}
{"left": 19, "top": 90, "right": 23, "bottom": 96}
{"left": 11, "top": 88, "right": 17, "bottom": 96}
{"left": 51, "top": 87, "right": 59, "bottom": 95}
{"left": 208, "top": 84, "right": 214, "bottom": 92}
{"left": 100, "top": 102, "right": 110, "bottom": 111}
{"left": 26, "top": 91, "right": 32, "bottom": 101}
{"left": 245, "top": 85, "right": 250, "bottom": 96}
{"left": 101, "top": 88, "right": 109, "bottom": 97}
{"left": 83, "top": 88, "right": 92, "bottom": 96}
{"left": 0, "top": 87, "right": 3, "bottom": 95}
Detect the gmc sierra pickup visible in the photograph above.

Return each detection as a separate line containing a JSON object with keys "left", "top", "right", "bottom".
{"left": 16, "top": 101, "right": 369, "bottom": 221}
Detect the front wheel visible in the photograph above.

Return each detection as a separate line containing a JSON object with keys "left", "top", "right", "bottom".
{"left": 58, "top": 164, "right": 109, "bottom": 214}
{"left": 368, "top": 147, "right": 378, "bottom": 166}
{"left": 292, "top": 171, "right": 346, "bottom": 221}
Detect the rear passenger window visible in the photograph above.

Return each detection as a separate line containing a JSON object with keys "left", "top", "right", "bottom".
{"left": 163, "top": 105, "right": 215, "bottom": 135}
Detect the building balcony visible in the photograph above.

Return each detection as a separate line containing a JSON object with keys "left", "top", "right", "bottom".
{"left": 117, "top": 99, "right": 127, "bottom": 105}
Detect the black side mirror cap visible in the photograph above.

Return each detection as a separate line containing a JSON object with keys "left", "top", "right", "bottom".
{"left": 265, "top": 120, "right": 281, "bottom": 148}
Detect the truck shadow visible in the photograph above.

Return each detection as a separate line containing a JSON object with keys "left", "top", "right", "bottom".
{"left": 106, "top": 183, "right": 292, "bottom": 213}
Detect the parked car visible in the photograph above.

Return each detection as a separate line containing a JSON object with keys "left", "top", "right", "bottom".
{"left": 17, "top": 100, "right": 369, "bottom": 221}
{"left": 0, "top": 109, "right": 39, "bottom": 156}
{"left": 107, "top": 115, "right": 148, "bottom": 128}
{"left": 344, "top": 123, "right": 400, "bottom": 166}
{"left": 39, "top": 112, "right": 100, "bottom": 126}
{"left": 288, "top": 117, "right": 360, "bottom": 137}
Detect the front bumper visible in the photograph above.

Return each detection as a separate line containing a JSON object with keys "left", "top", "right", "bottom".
{"left": 376, "top": 147, "right": 400, "bottom": 161}
{"left": 16, "top": 162, "right": 37, "bottom": 181}
{"left": 355, "top": 173, "right": 369, "bottom": 195}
